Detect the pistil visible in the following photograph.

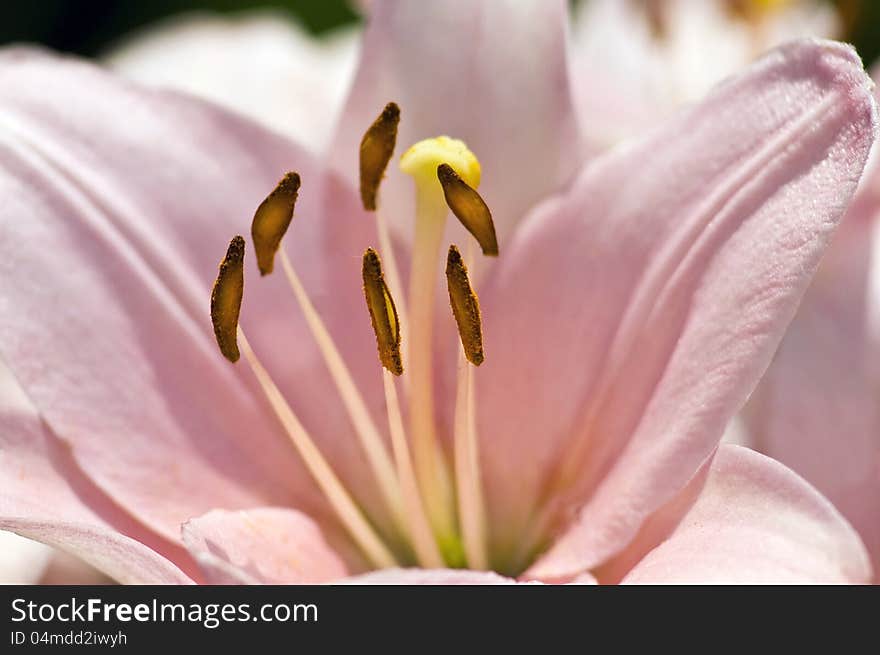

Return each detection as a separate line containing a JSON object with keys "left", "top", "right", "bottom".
{"left": 407, "top": 181, "right": 457, "bottom": 546}
{"left": 400, "top": 137, "right": 484, "bottom": 562}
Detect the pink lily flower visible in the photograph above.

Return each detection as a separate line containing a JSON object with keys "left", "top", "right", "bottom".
{"left": 0, "top": 1, "right": 876, "bottom": 584}
{"left": 741, "top": 63, "right": 880, "bottom": 583}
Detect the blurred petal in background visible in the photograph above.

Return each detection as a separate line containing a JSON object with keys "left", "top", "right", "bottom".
{"left": 105, "top": 11, "right": 358, "bottom": 154}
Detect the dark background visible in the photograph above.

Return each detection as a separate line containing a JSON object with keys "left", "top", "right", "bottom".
{"left": 0, "top": 0, "right": 877, "bottom": 66}
{"left": 0, "top": 1, "right": 360, "bottom": 55}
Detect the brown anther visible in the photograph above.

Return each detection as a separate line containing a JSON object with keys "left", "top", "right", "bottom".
{"left": 437, "top": 163, "right": 498, "bottom": 257}
{"left": 359, "top": 102, "right": 400, "bottom": 211}
{"left": 251, "top": 172, "right": 300, "bottom": 276}
{"left": 362, "top": 248, "right": 403, "bottom": 375}
{"left": 445, "top": 244, "right": 484, "bottom": 366}
{"left": 211, "top": 236, "right": 246, "bottom": 362}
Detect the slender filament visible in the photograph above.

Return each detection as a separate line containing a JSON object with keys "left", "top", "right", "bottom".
{"left": 453, "top": 348, "right": 488, "bottom": 570}
{"left": 382, "top": 370, "right": 444, "bottom": 568}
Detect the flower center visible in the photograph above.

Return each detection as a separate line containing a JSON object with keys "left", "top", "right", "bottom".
{"left": 209, "top": 104, "right": 502, "bottom": 574}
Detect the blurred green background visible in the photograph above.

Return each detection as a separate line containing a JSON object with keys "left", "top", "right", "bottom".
{"left": 0, "top": 1, "right": 359, "bottom": 55}
{"left": 0, "top": 0, "right": 877, "bottom": 65}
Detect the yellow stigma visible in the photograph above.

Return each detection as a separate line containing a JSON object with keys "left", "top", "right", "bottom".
{"left": 400, "top": 136, "right": 481, "bottom": 192}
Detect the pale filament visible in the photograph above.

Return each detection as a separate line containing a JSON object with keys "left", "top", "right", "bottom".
{"left": 236, "top": 326, "right": 397, "bottom": 569}
{"left": 276, "top": 248, "right": 405, "bottom": 535}
{"left": 454, "top": 347, "right": 488, "bottom": 569}
{"left": 382, "top": 370, "right": 444, "bottom": 567}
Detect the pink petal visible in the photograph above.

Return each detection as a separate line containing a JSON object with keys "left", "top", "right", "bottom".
{"left": 0, "top": 48, "right": 391, "bottom": 553}
{"left": 0, "top": 518, "right": 193, "bottom": 585}
{"left": 329, "top": 0, "right": 582, "bottom": 242}
{"left": 0, "top": 361, "right": 196, "bottom": 583}
{"left": 476, "top": 39, "right": 877, "bottom": 576}
{"left": 618, "top": 446, "right": 871, "bottom": 584}
{"left": 182, "top": 508, "right": 348, "bottom": 584}
{"left": 742, "top": 100, "right": 880, "bottom": 581}
{"left": 338, "top": 568, "right": 522, "bottom": 585}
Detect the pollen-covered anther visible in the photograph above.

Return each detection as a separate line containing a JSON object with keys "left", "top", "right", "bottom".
{"left": 359, "top": 102, "right": 400, "bottom": 211}
{"left": 252, "top": 171, "right": 300, "bottom": 276}
{"left": 437, "top": 164, "right": 498, "bottom": 257}
{"left": 446, "top": 244, "right": 484, "bottom": 366}
{"left": 362, "top": 248, "right": 403, "bottom": 376}
{"left": 210, "top": 236, "right": 246, "bottom": 362}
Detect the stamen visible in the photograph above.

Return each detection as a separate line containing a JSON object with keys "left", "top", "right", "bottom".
{"left": 437, "top": 164, "right": 498, "bottom": 257}
{"left": 403, "top": 183, "right": 452, "bottom": 544}
{"left": 451, "top": 242, "right": 488, "bottom": 569}
{"left": 210, "top": 235, "right": 245, "bottom": 362}
{"left": 277, "top": 248, "right": 404, "bottom": 534}
{"left": 382, "top": 370, "right": 444, "bottom": 568}
{"left": 362, "top": 248, "right": 403, "bottom": 376}
{"left": 252, "top": 172, "right": 300, "bottom": 276}
{"left": 445, "top": 244, "right": 485, "bottom": 366}
{"left": 236, "top": 326, "right": 397, "bottom": 569}
{"left": 359, "top": 102, "right": 400, "bottom": 211}
{"left": 454, "top": 345, "right": 488, "bottom": 570}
